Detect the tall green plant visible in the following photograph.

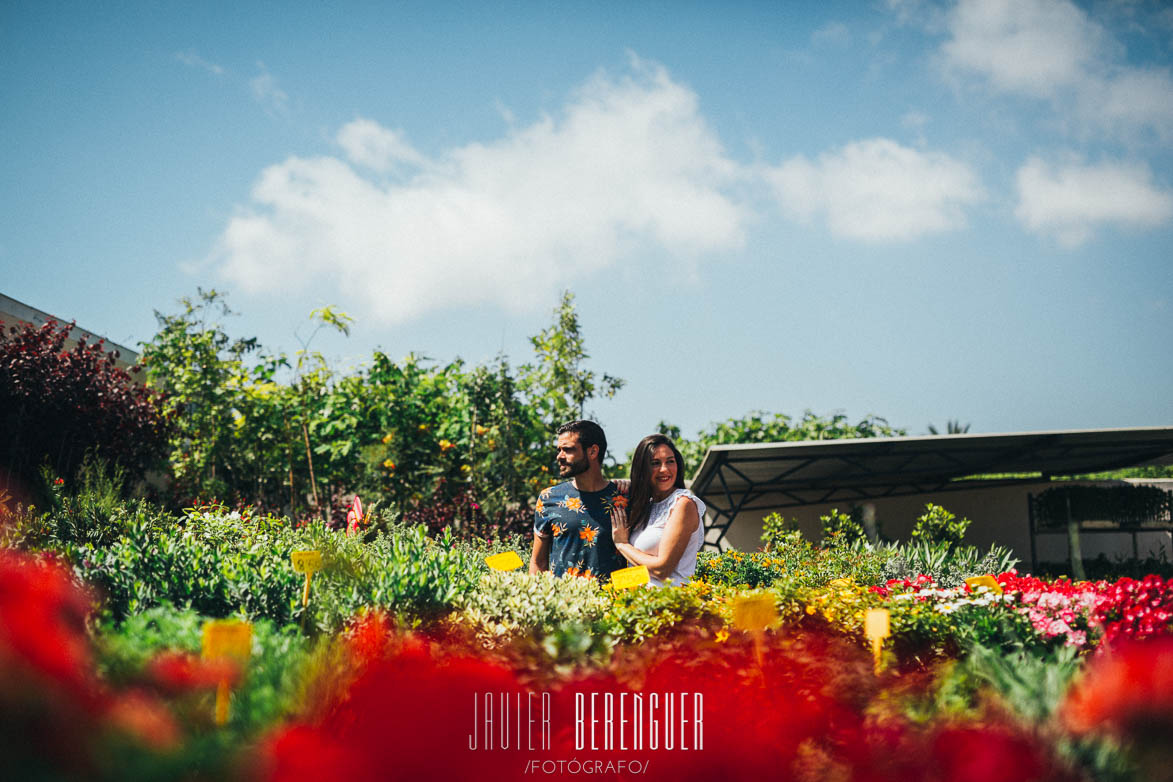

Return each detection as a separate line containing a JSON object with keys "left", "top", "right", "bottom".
{"left": 911, "top": 503, "right": 971, "bottom": 547}
{"left": 519, "top": 290, "right": 624, "bottom": 427}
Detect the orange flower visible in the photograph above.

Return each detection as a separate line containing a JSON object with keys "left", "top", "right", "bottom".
{"left": 579, "top": 524, "right": 597, "bottom": 547}
{"left": 564, "top": 496, "right": 584, "bottom": 513}
{"left": 552, "top": 523, "right": 564, "bottom": 537}
{"left": 535, "top": 499, "right": 544, "bottom": 514}
{"left": 611, "top": 495, "right": 628, "bottom": 509}
{"left": 439, "top": 439, "right": 455, "bottom": 451}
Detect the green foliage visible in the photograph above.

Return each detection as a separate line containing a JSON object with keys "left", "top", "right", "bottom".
{"left": 458, "top": 571, "right": 611, "bottom": 643}
{"left": 903, "top": 643, "right": 1134, "bottom": 782}
{"left": 927, "top": 419, "right": 970, "bottom": 435}
{"left": 760, "top": 511, "right": 802, "bottom": 552}
{"left": 657, "top": 410, "right": 903, "bottom": 479}
{"left": 93, "top": 603, "right": 312, "bottom": 777}
{"left": 820, "top": 507, "right": 866, "bottom": 547}
{"left": 910, "top": 503, "right": 971, "bottom": 546}
{"left": 697, "top": 537, "right": 893, "bottom": 590}
{"left": 59, "top": 504, "right": 478, "bottom": 630}
{"left": 882, "top": 539, "right": 1018, "bottom": 588}
{"left": 139, "top": 289, "right": 271, "bottom": 503}
{"left": 25, "top": 453, "right": 161, "bottom": 550}
{"left": 307, "top": 524, "right": 481, "bottom": 629}
{"left": 603, "top": 582, "right": 719, "bottom": 643}
{"left": 695, "top": 549, "right": 793, "bottom": 588}
{"left": 1033, "top": 484, "right": 1173, "bottom": 529}
{"left": 138, "top": 288, "right": 622, "bottom": 538}
{"left": 519, "top": 290, "right": 624, "bottom": 427}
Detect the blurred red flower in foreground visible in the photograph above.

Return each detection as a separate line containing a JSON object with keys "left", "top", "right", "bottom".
{"left": 1062, "top": 636, "right": 1173, "bottom": 782}
{"left": 263, "top": 616, "right": 1070, "bottom": 782}
{"left": 1062, "top": 636, "right": 1173, "bottom": 736}
{"left": 0, "top": 549, "right": 181, "bottom": 773}
{"left": 146, "top": 651, "right": 240, "bottom": 694}
{"left": 0, "top": 549, "right": 99, "bottom": 708}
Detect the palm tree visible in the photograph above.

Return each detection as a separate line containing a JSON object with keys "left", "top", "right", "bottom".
{"left": 927, "top": 420, "right": 971, "bottom": 435}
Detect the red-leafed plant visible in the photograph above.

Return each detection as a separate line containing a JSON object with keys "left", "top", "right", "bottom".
{"left": 0, "top": 318, "right": 171, "bottom": 499}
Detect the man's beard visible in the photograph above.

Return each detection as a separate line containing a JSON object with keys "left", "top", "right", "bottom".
{"left": 558, "top": 458, "right": 588, "bottom": 478}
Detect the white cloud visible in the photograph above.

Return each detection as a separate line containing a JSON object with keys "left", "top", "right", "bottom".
{"left": 175, "top": 49, "right": 224, "bottom": 76}
{"left": 250, "top": 62, "right": 289, "bottom": 116}
{"left": 943, "top": 0, "right": 1106, "bottom": 96}
{"left": 1014, "top": 156, "right": 1173, "bottom": 246}
{"left": 766, "top": 138, "right": 983, "bottom": 241}
{"left": 210, "top": 61, "right": 748, "bottom": 323}
{"left": 335, "top": 119, "right": 427, "bottom": 174}
{"left": 939, "top": 0, "right": 1173, "bottom": 141}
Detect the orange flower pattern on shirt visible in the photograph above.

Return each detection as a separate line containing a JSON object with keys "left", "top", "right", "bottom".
{"left": 564, "top": 496, "right": 584, "bottom": 513}
{"left": 552, "top": 523, "right": 564, "bottom": 537}
{"left": 579, "top": 523, "right": 598, "bottom": 547}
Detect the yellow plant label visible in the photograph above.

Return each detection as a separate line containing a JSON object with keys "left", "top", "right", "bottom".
{"left": 864, "top": 608, "right": 890, "bottom": 640}
{"left": 733, "top": 593, "right": 777, "bottom": 632}
{"left": 610, "top": 565, "right": 650, "bottom": 590}
{"left": 485, "top": 551, "right": 524, "bottom": 571}
{"left": 202, "top": 620, "right": 253, "bottom": 661}
{"left": 291, "top": 550, "right": 323, "bottom": 574}
{"left": 965, "top": 575, "right": 1003, "bottom": 595}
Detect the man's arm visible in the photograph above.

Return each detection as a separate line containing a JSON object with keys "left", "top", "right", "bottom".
{"left": 529, "top": 533, "right": 551, "bottom": 574}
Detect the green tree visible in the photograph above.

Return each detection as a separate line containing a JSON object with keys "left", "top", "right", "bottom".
{"left": 657, "top": 410, "right": 904, "bottom": 477}
{"left": 139, "top": 289, "right": 264, "bottom": 501}
{"left": 928, "top": 420, "right": 971, "bottom": 435}
{"left": 520, "top": 291, "right": 624, "bottom": 426}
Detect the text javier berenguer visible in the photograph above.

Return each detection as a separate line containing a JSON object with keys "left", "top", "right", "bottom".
{"left": 468, "top": 691, "right": 703, "bottom": 752}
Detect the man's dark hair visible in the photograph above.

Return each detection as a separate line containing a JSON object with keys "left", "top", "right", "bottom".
{"left": 556, "top": 419, "right": 607, "bottom": 464}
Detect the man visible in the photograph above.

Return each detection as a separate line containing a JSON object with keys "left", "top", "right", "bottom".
{"left": 529, "top": 420, "right": 627, "bottom": 580}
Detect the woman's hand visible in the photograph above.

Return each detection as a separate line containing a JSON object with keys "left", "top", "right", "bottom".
{"left": 611, "top": 504, "right": 629, "bottom": 545}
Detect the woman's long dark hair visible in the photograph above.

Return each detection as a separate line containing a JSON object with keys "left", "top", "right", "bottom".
{"left": 627, "top": 434, "right": 686, "bottom": 533}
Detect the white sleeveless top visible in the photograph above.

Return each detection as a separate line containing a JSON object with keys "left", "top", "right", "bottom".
{"left": 629, "top": 488, "right": 706, "bottom": 587}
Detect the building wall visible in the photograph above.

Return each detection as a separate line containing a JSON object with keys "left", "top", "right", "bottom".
{"left": 1, "top": 292, "right": 140, "bottom": 373}
{"left": 708, "top": 479, "right": 1173, "bottom": 568}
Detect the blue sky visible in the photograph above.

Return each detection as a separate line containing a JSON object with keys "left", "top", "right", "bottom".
{"left": 3, "top": 0, "right": 1171, "bottom": 457}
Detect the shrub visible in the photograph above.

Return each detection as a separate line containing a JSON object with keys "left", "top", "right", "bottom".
{"left": 61, "top": 504, "right": 479, "bottom": 630}
{"left": 760, "top": 511, "right": 802, "bottom": 551}
{"left": 695, "top": 549, "right": 794, "bottom": 588}
{"left": 820, "top": 507, "right": 866, "bottom": 546}
{"left": 95, "top": 603, "right": 310, "bottom": 738}
{"left": 458, "top": 570, "right": 610, "bottom": 642}
{"left": 604, "top": 580, "right": 721, "bottom": 643}
{"left": 910, "top": 503, "right": 971, "bottom": 547}
{"left": 0, "top": 319, "right": 170, "bottom": 499}
{"left": 883, "top": 539, "right": 1018, "bottom": 589}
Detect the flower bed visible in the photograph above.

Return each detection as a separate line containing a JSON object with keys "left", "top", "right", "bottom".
{"left": 3, "top": 505, "right": 1173, "bottom": 780}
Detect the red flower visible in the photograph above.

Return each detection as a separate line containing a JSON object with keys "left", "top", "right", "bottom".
{"left": 931, "top": 726, "right": 1051, "bottom": 782}
{"left": 146, "top": 651, "right": 239, "bottom": 694}
{"left": 1062, "top": 636, "right": 1173, "bottom": 737}
{"left": 0, "top": 550, "right": 99, "bottom": 710}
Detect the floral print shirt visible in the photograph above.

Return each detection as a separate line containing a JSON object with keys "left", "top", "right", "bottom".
{"left": 534, "top": 481, "right": 628, "bottom": 580}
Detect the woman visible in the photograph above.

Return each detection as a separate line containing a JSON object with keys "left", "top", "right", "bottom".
{"left": 610, "top": 434, "right": 706, "bottom": 587}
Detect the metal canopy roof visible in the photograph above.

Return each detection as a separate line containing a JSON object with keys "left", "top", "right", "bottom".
{"left": 690, "top": 426, "right": 1173, "bottom": 549}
